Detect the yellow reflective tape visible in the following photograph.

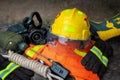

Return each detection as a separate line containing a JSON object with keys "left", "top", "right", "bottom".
{"left": 90, "top": 46, "right": 108, "bottom": 67}
{"left": 64, "top": 26, "right": 75, "bottom": 32}
{"left": 26, "top": 49, "right": 36, "bottom": 58}
{"left": 0, "top": 62, "right": 19, "bottom": 80}
{"left": 26, "top": 45, "right": 44, "bottom": 58}
{"left": 64, "top": 9, "right": 70, "bottom": 13}
{"left": 78, "top": 11, "right": 83, "bottom": 15}
{"left": 74, "top": 49, "right": 86, "bottom": 57}
{"left": 102, "top": 56, "right": 108, "bottom": 64}
{"left": 33, "top": 45, "right": 44, "bottom": 51}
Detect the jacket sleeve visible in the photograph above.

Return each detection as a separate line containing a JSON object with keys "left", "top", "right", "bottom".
{"left": 81, "top": 38, "right": 113, "bottom": 78}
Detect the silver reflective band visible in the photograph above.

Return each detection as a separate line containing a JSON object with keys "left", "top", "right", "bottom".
{"left": 90, "top": 46, "right": 108, "bottom": 67}
{"left": 0, "top": 62, "right": 19, "bottom": 80}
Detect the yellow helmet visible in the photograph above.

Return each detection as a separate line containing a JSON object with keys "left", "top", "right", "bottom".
{"left": 51, "top": 8, "right": 91, "bottom": 40}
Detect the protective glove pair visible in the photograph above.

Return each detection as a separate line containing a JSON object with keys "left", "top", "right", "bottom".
{"left": 90, "top": 13, "right": 120, "bottom": 41}
{"left": 0, "top": 54, "right": 34, "bottom": 80}
{"left": 81, "top": 39, "right": 113, "bottom": 78}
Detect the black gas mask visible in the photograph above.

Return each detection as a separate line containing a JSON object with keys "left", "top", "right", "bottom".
{"left": 7, "top": 12, "right": 49, "bottom": 45}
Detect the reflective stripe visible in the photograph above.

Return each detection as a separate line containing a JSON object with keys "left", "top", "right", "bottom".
{"left": 33, "top": 45, "right": 44, "bottom": 51}
{"left": 74, "top": 49, "right": 86, "bottom": 57}
{"left": 64, "top": 26, "right": 75, "bottom": 32}
{"left": 78, "top": 11, "right": 83, "bottom": 15}
{"left": 26, "top": 45, "right": 44, "bottom": 58}
{"left": 26, "top": 49, "right": 36, "bottom": 58}
{"left": 90, "top": 46, "right": 108, "bottom": 67}
{"left": 0, "top": 62, "right": 20, "bottom": 80}
{"left": 64, "top": 9, "right": 70, "bottom": 13}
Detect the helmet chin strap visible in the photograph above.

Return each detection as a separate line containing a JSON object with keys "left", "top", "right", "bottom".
{"left": 80, "top": 41, "right": 84, "bottom": 49}
{"left": 79, "top": 38, "right": 91, "bottom": 49}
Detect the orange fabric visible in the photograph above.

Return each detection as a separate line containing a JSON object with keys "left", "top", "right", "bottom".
{"left": 25, "top": 40, "right": 99, "bottom": 80}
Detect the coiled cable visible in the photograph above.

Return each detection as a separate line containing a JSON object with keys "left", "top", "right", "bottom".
{"left": 2, "top": 50, "right": 63, "bottom": 80}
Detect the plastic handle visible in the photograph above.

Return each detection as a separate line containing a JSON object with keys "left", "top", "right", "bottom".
{"left": 29, "top": 12, "right": 42, "bottom": 28}
{"left": 23, "top": 12, "right": 42, "bottom": 30}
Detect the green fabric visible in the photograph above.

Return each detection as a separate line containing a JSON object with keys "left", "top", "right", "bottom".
{"left": 0, "top": 62, "right": 20, "bottom": 80}
{"left": 90, "top": 46, "right": 108, "bottom": 67}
